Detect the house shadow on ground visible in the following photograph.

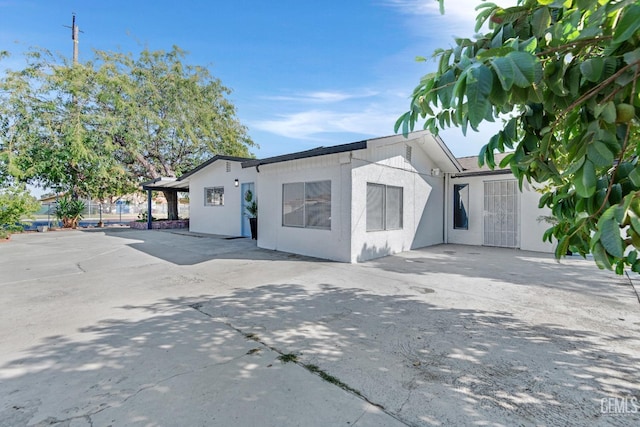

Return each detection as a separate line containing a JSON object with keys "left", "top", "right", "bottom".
{"left": 86, "top": 228, "right": 322, "bottom": 266}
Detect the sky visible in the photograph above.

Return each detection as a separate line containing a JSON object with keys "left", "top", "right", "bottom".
{"left": 0, "top": 0, "right": 516, "bottom": 164}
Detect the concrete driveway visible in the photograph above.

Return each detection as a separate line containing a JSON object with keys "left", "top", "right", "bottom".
{"left": 1, "top": 229, "right": 639, "bottom": 426}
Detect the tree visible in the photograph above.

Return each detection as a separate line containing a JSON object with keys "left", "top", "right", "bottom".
{"left": 397, "top": 0, "right": 640, "bottom": 274}
{"left": 92, "top": 46, "right": 256, "bottom": 219}
{"left": 0, "top": 50, "right": 132, "bottom": 199}
{"left": 1, "top": 46, "right": 255, "bottom": 220}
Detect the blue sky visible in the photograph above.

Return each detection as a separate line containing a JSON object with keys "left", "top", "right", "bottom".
{"left": 1, "top": 0, "right": 514, "bottom": 161}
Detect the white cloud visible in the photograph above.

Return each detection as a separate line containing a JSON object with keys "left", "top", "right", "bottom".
{"left": 262, "top": 90, "right": 379, "bottom": 104}
{"left": 251, "top": 107, "right": 398, "bottom": 140}
{"left": 383, "top": 0, "right": 519, "bottom": 37}
{"left": 384, "top": 0, "right": 480, "bottom": 21}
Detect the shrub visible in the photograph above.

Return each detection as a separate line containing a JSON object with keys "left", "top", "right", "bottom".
{"left": 55, "top": 196, "right": 85, "bottom": 229}
{"left": 0, "top": 184, "right": 40, "bottom": 237}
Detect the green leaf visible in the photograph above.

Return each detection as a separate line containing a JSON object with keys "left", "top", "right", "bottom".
{"left": 599, "top": 216, "right": 624, "bottom": 258}
{"left": 592, "top": 242, "right": 613, "bottom": 270}
{"left": 555, "top": 235, "right": 570, "bottom": 259}
{"left": 490, "top": 51, "right": 539, "bottom": 90}
{"left": 574, "top": 159, "right": 597, "bottom": 198}
{"left": 466, "top": 64, "right": 493, "bottom": 129}
{"left": 476, "top": 47, "right": 515, "bottom": 61}
{"left": 564, "top": 155, "right": 586, "bottom": 175}
{"left": 627, "top": 250, "right": 637, "bottom": 265}
{"left": 499, "top": 152, "right": 514, "bottom": 168}
{"left": 531, "top": 7, "right": 551, "bottom": 38}
{"left": 394, "top": 112, "right": 409, "bottom": 134}
{"left": 623, "top": 47, "right": 640, "bottom": 66}
{"left": 587, "top": 141, "right": 614, "bottom": 167}
{"left": 613, "top": 4, "right": 640, "bottom": 44}
{"left": 436, "top": 69, "right": 456, "bottom": 107}
{"left": 629, "top": 166, "right": 640, "bottom": 188}
{"left": 580, "top": 58, "right": 604, "bottom": 83}
{"left": 601, "top": 102, "right": 617, "bottom": 124}
{"left": 630, "top": 214, "right": 640, "bottom": 235}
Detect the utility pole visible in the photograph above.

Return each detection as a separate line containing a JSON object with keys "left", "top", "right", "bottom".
{"left": 63, "top": 13, "right": 82, "bottom": 64}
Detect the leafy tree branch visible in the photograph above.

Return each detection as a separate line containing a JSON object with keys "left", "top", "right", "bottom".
{"left": 398, "top": 0, "right": 640, "bottom": 274}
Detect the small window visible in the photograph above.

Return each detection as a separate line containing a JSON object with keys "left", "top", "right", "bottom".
{"left": 282, "top": 181, "right": 331, "bottom": 230}
{"left": 205, "top": 187, "right": 224, "bottom": 206}
{"left": 226, "top": 161, "right": 231, "bottom": 172}
{"left": 367, "top": 183, "right": 403, "bottom": 231}
{"left": 453, "top": 184, "right": 469, "bottom": 229}
{"left": 405, "top": 145, "right": 412, "bottom": 163}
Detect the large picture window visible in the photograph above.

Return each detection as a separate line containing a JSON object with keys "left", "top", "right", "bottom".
{"left": 282, "top": 181, "right": 331, "bottom": 230}
{"left": 205, "top": 187, "right": 224, "bottom": 206}
{"left": 453, "top": 183, "right": 469, "bottom": 229}
{"left": 366, "top": 183, "right": 403, "bottom": 231}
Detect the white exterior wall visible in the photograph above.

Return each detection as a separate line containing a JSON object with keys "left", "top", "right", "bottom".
{"left": 350, "top": 139, "right": 444, "bottom": 262}
{"left": 188, "top": 161, "right": 257, "bottom": 236}
{"left": 447, "top": 173, "right": 553, "bottom": 253}
{"left": 519, "top": 181, "right": 555, "bottom": 252}
{"left": 256, "top": 153, "right": 353, "bottom": 262}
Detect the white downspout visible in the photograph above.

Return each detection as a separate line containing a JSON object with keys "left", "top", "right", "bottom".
{"left": 443, "top": 172, "right": 449, "bottom": 244}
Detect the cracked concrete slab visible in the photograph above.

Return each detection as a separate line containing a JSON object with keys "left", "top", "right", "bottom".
{"left": 1, "top": 229, "right": 639, "bottom": 426}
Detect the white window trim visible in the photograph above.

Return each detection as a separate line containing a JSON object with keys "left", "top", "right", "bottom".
{"left": 204, "top": 186, "right": 224, "bottom": 206}
{"left": 366, "top": 183, "right": 403, "bottom": 232}
{"left": 282, "top": 180, "right": 331, "bottom": 230}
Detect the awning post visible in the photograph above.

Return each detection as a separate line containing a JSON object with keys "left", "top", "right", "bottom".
{"left": 147, "top": 189, "right": 153, "bottom": 230}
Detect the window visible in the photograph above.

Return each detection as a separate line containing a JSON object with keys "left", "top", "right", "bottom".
{"left": 205, "top": 187, "right": 224, "bottom": 206}
{"left": 366, "top": 183, "right": 403, "bottom": 231}
{"left": 453, "top": 184, "right": 469, "bottom": 229}
{"left": 282, "top": 180, "right": 331, "bottom": 229}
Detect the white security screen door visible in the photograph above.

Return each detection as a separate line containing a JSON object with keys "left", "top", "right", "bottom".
{"left": 483, "top": 180, "right": 520, "bottom": 248}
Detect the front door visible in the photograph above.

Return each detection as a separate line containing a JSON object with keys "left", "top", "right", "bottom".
{"left": 483, "top": 180, "right": 520, "bottom": 248}
{"left": 240, "top": 182, "right": 255, "bottom": 237}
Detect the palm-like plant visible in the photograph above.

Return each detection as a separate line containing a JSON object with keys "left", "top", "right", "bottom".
{"left": 55, "top": 196, "right": 85, "bottom": 229}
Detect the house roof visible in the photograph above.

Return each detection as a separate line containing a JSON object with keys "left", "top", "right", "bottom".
{"left": 143, "top": 131, "right": 469, "bottom": 191}
{"left": 242, "top": 131, "right": 463, "bottom": 173}
{"left": 178, "top": 155, "right": 254, "bottom": 180}
{"left": 141, "top": 155, "right": 253, "bottom": 191}
{"left": 141, "top": 177, "right": 191, "bottom": 192}
{"left": 241, "top": 140, "right": 367, "bottom": 169}
{"left": 454, "top": 152, "right": 512, "bottom": 176}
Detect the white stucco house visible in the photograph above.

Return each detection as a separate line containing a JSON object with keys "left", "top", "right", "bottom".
{"left": 146, "top": 131, "right": 553, "bottom": 262}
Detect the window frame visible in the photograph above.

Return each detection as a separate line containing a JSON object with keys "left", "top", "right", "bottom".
{"left": 282, "top": 180, "right": 331, "bottom": 230}
{"left": 366, "top": 183, "right": 404, "bottom": 232}
{"left": 204, "top": 186, "right": 224, "bottom": 206}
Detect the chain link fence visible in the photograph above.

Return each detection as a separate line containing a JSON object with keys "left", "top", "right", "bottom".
{"left": 24, "top": 199, "right": 189, "bottom": 230}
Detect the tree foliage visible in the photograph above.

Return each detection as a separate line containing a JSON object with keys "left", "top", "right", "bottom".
{"left": 0, "top": 183, "right": 40, "bottom": 237}
{"left": 397, "top": 0, "right": 640, "bottom": 274}
{"left": 0, "top": 50, "right": 130, "bottom": 199}
{"left": 1, "top": 46, "right": 255, "bottom": 219}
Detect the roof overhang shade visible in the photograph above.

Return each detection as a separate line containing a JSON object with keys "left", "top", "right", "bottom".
{"left": 141, "top": 177, "right": 190, "bottom": 192}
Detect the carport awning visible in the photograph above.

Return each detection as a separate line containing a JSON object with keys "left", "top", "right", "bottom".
{"left": 142, "top": 177, "right": 190, "bottom": 192}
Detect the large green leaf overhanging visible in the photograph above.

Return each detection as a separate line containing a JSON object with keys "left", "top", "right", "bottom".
{"left": 398, "top": 0, "right": 640, "bottom": 274}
